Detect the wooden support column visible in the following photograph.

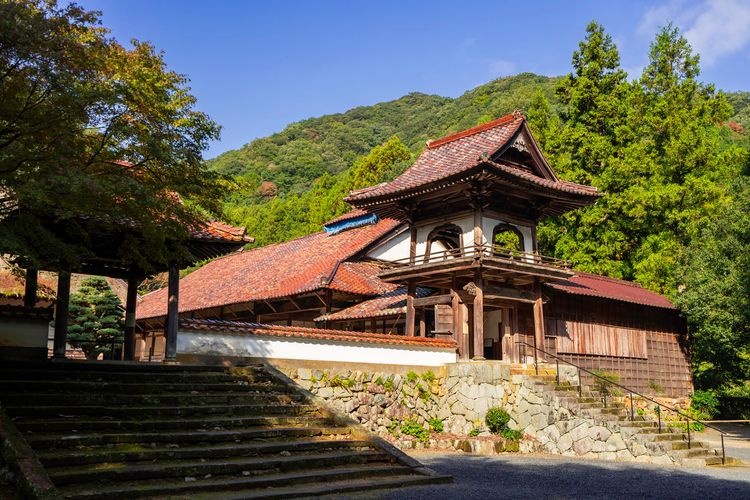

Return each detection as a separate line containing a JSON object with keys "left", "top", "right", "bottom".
{"left": 52, "top": 270, "right": 71, "bottom": 359}
{"left": 472, "top": 269, "right": 485, "bottom": 360}
{"left": 409, "top": 225, "right": 417, "bottom": 265}
{"left": 473, "top": 205, "right": 484, "bottom": 257}
{"left": 405, "top": 279, "right": 416, "bottom": 337}
{"left": 23, "top": 268, "right": 38, "bottom": 308}
{"left": 123, "top": 274, "right": 138, "bottom": 361}
{"left": 418, "top": 309, "right": 426, "bottom": 337}
{"left": 164, "top": 262, "right": 179, "bottom": 362}
{"left": 533, "top": 280, "right": 545, "bottom": 362}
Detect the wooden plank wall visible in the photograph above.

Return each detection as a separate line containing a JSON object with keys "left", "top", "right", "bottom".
{"left": 544, "top": 292, "right": 692, "bottom": 398}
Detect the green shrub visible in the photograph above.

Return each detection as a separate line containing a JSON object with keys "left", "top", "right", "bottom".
{"left": 421, "top": 371, "right": 436, "bottom": 383}
{"left": 500, "top": 428, "right": 523, "bottom": 441}
{"left": 400, "top": 418, "right": 429, "bottom": 443}
{"left": 418, "top": 385, "right": 431, "bottom": 402}
{"left": 406, "top": 371, "right": 419, "bottom": 384}
{"left": 485, "top": 407, "right": 511, "bottom": 434}
{"left": 428, "top": 418, "right": 444, "bottom": 433}
{"left": 383, "top": 378, "right": 395, "bottom": 392}
{"left": 591, "top": 369, "right": 620, "bottom": 396}
{"left": 468, "top": 427, "right": 480, "bottom": 437}
{"left": 691, "top": 389, "right": 720, "bottom": 419}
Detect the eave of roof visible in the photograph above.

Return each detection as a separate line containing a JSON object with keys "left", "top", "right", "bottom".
{"left": 546, "top": 273, "right": 676, "bottom": 310}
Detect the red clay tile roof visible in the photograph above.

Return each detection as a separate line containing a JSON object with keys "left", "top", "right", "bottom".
{"left": 317, "top": 286, "right": 433, "bottom": 322}
{"left": 327, "top": 261, "right": 399, "bottom": 296}
{"left": 180, "top": 318, "right": 457, "bottom": 349}
{"left": 345, "top": 112, "right": 599, "bottom": 205}
{"left": 137, "top": 218, "right": 400, "bottom": 320}
{"left": 191, "top": 220, "right": 254, "bottom": 244}
{"left": 546, "top": 273, "right": 676, "bottom": 310}
{"left": 0, "top": 269, "right": 56, "bottom": 300}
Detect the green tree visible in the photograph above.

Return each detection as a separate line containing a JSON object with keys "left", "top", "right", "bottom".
{"left": 675, "top": 178, "right": 750, "bottom": 389}
{"left": 0, "top": 1, "right": 221, "bottom": 273}
{"left": 67, "top": 277, "right": 124, "bottom": 359}
{"left": 349, "top": 135, "right": 412, "bottom": 190}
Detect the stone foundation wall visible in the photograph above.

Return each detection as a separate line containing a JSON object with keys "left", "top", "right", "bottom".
{"left": 275, "top": 361, "right": 686, "bottom": 464}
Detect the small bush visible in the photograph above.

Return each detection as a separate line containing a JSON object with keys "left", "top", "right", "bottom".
{"left": 421, "top": 371, "right": 436, "bottom": 383}
{"left": 485, "top": 407, "right": 511, "bottom": 434}
{"left": 418, "top": 385, "right": 431, "bottom": 402}
{"left": 592, "top": 369, "right": 620, "bottom": 396}
{"left": 500, "top": 428, "right": 523, "bottom": 441}
{"left": 406, "top": 371, "right": 419, "bottom": 384}
{"left": 400, "top": 418, "right": 429, "bottom": 443}
{"left": 468, "top": 427, "right": 480, "bottom": 437}
{"left": 428, "top": 418, "right": 444, "bottom": 433}
{"left": 691, "top": 389, "right": 719, "bottom": 419}
{"left": 383, "top": 378, "right": 395, "bottom": 392}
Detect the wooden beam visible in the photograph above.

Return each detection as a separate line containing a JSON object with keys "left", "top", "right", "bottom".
{"left": 52, "top": 270, "right": 71, "bottom": 359}
{"left": 412, "top": 294, "right": 452, "bottom": 307}
{"left": 409, "top": 225, "right": 417, "bottom": 265}
{"left": 533, "top": 281, "right": 545, "bottom": 362}
{"left": 451, "top": 285, "right": 465, "bottom": 358}
{"left": 472, "top": 269, "right": 485, "bottom": 360}
{"left": 263, "top": 300, "right": 278, "bottom": 314}
{"left": 473, "top": 203, "right": 483, "bottom": 257}
{"left": 405, "top": 279, "right": 416, "bottom": 337}
{"left": 23, "top": 267, "right": 37, "bottom": 308}
{"left": 123, "top": 274, "right": 138, "bottom": 361}
{"left": 164, "top": 262, "right": 179, "bottom": 362}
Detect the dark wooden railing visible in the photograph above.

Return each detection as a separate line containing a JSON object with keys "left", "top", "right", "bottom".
{"left": 385, "top": 244, "right": 571, "bottom": 269}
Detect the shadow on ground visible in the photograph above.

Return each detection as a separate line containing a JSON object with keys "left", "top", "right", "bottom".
{"left": 354, "top": 452, "right": 750, "bottom": 500}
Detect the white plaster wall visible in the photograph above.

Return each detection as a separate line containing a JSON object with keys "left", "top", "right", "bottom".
{"left": 0, "top": 319, "right": 48, "bottom": 348}
{"left": 178, "top": 330, "right": 457, "bottom": 366}
{"left": 367, "top": 230, "right": 410, "bottom": 262}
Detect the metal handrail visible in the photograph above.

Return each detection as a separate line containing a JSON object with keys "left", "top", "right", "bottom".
{"left": 515, "top": 340, "right": 727, "bottom": 465}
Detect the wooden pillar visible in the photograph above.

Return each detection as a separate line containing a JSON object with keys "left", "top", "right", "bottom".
{"left": 52, "top": 270, "right": 71, "bottom": 359}
{"left": 533, "top": 281, "right": 545, "bottom": 362}
{"left": 409, "top": 225, "right": 417, "bottom": 265}
{"left": 23, "top": 268, "right": 38, "bottom": 308}
{"left": 405, "top": 279, "right": 416, "bottom": 337}
{"left": 418, "top": 309, "right": 426, "bottom": 337}
{"left": 164, "top": 262, "right": 179, "bottom": 362}
{"left": 123, "top": 275, "right": 138, "bottom": 361}
{"left": 472, "top": 269, "right": 485, "bottom": 360}
{"left": 466, "top": 304, "right": 474, "bottom": 359}
{"left": 473, "top": 205, "right": 484, "bottom": 257}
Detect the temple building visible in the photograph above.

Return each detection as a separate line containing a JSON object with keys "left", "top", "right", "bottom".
{"left": 136, "top": 112, "right": 692, "bottom": 397}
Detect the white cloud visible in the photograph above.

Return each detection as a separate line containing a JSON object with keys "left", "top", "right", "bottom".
{"left": 487, "top": 59, "right": 517, "bottom": 77}
{"left": 638, "top": 0, "right": 750, "bottom": 67}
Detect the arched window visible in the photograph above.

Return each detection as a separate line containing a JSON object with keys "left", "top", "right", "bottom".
{"left": 424, "top": 224, "right": 463, "bottom": 262}
{"left": 492, "top": 223, "right": 525, "bottom": 256}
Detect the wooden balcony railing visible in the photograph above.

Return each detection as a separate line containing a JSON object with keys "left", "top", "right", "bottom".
{"left": 385, "top": 244, "right": 571, "bottom": 269}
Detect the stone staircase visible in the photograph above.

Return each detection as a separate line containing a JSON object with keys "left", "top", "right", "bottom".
{"left": 0, "top": 361, "right": 449, "bottom": 498}
{"left": 523, "top": 370, "right": 739, "bottom": 466}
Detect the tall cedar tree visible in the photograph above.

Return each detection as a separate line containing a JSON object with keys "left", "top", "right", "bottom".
{"left": 540, "top": 22, "right": 746, "bottom": 294}
{"left": 67, "top": 277, "right": 124, "bottom": 359}
{"left": 0, "top": 1, "right": 221, "bottom": 273}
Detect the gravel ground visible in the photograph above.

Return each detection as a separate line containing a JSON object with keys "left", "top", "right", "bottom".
{"left": 353, "top": 451, "right": 750, "bottom": 500}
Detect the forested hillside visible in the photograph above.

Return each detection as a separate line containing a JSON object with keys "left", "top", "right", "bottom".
{"left": 210, "top": 23, "right": 750, "bottom": 402}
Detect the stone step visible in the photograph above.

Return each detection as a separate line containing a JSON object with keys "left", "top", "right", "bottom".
{"left": 14, "top": 414, "right": 328, "bottom": 433}
{"left": 5, "top": 402, "right": 313, "bottom": 419}
{"left": 38, "top": 438, "right": 372, "bottom": 467}
{"left": 0, "top": 390, "right": 298, "bottom": 407}
{"left": 0, "top": 369, "right": 244, "bottom": 383}
{"left": 195, "top": 473, "right": 450, "bottom": 500}
{"left": 0, "top": 379, "right": 281, "bottom": 394}
{"left": 58, "top": 464, "right": 419, "bottom": 499}
{"left": 48, "top": 449, "right": 391, "bottom": 485}
{"left": 637, "top": 432, "right": 684, "bottom": 442}
{"left": 25, "top": 426, "right": 351, "bottom": 450}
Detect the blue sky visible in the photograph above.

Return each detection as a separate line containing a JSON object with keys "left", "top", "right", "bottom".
{"left": 76, "top": 0, "right": 750, "bottom": 158}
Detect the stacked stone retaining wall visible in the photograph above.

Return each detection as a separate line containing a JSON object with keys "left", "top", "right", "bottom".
{"left": 275, "top": 361, "right": 693, "bottom": 464}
